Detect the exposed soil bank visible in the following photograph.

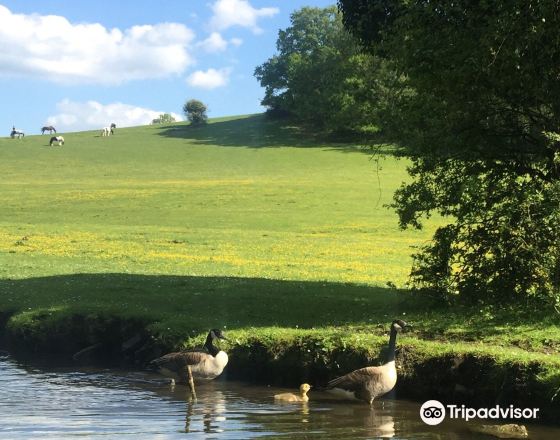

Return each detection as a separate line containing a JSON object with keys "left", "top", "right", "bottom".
{"left": 1, "top": 311, "right": 559, "bottom": 424}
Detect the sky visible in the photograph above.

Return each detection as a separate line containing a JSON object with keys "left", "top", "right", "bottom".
{"left": 0, "top": 0, "right": 334, "bottom": 135}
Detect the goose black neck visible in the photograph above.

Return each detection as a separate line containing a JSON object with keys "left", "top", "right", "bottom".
{"left": 386, "top": 327, "right": 398, "bottom": 362}
{"left": 205, "top": 334, "right": 220, "bottom": 357}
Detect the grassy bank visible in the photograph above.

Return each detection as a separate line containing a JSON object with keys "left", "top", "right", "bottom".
{"left": 0, "top": 115, "right": 559, "bottom": 418}
{"left": 1, "top": 284, "right": 558, "bottom": 419}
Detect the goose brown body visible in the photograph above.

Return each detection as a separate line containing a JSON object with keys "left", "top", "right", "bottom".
{"left": 152, "top": 350, "right": 228, "bottom": 382}
{"left": 325, "top": 320, "right": 408, "bottom": 404}
{"left": 326, "top": 361, "right": 397, "bottom": 403}
{"left": 149, "top": 329, "right": 229, "bottom": 384}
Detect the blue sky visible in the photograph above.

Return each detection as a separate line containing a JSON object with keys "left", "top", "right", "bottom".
{"left": 0, "top": 0, "right": 333, "bottom": 134}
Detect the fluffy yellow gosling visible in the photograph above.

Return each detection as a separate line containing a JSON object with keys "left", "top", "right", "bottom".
{"left": 274, "top": 384, "right": 312, "bottom": 402}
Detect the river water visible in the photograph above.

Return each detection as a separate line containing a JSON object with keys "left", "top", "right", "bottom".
{"left": 0, "top": 354, "right": 558, "bottom": 439}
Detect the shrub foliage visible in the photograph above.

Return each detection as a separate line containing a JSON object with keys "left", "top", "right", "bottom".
{"left": 339, "top": 0, "right": 560, "bottom": 308}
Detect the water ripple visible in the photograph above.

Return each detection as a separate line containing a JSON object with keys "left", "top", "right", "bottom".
{"left": 1, "top": 355, "right": 558, "bottom": 439}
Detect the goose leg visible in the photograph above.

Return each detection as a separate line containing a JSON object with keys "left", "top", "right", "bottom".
{"left": 187, "top": 365, "right": 197, "bottom": 400}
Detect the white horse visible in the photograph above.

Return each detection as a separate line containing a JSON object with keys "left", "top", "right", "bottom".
{"left": 10, "top": 129, "right": 24, "bottom": 139}
{"left": 100, "top": 123, "right": 116, "bottom": 137}
{"left": 49, "top": 136, "right": 64, "bottom": 146}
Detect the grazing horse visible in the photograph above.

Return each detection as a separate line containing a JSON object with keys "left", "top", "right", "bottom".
{"left": 49, "top": 136, "right": 64, "bottom": 146}
{"left": 10, "top": 129, "right": 24, "bottom": 139}
{"left": 41, "top": 126, "right": 56, "bottom": 134}
{"left": 101, "top": 124, "right": 116, "bottom": 136}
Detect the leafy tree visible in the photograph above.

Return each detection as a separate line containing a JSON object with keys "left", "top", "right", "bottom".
{"left": 183, "top": 99, "right": 208, "bottom": 126}
{"left": 152, "top": 113, "right": 176, "bottom": 124}
{"left": 160, "top": 113, "right": 176, "bottom": 124}
{"left": 254, "top": 6, "right": 391, "bottom": 133}
{"left": 339, "top": 0, "right": 560, "bottom": 308}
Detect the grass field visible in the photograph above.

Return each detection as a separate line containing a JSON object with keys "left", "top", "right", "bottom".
{"left": 0, "top": 114, "right": 431, "bottom": 285}
{"left": 0, "top": 114, "right": 559, "bottom": 396}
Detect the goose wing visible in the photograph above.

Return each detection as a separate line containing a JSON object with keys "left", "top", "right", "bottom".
{"left": 326, "top": 366, "right": 383, "bottom": 391}
{"left": 150, "top": 350, "right": 209, "bottom": 370}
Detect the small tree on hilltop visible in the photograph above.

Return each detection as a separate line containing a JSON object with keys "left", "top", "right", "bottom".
{"left": 183, "top": 99, "right": 208, "bottom": 126}
{"left": 152, "top": 113, "right": 176, "bottom": 124}
{"left": 160, "top": 113, "right": 176, "bottom": 123}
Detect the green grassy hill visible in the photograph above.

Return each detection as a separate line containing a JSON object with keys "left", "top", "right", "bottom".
{"left": 0, "top": 114, "right": 431, "bottom": 285}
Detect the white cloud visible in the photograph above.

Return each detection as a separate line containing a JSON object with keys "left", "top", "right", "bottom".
{"left": 186, "top": 68, "right": 231, "bottom": 89}
{"left": 197, "top": 32, "right": 244, "bottom": 53}
{"left": 209, "top": 0, "right": 279, "bottom": 34}
{"left": 230, "top": 37, "right": 243, "bottom": 47}
{"left": 0, "top": 5, "right": 195, "bottom": 84}
{"left": 46, "top": 99, "right": 183, "bottom": 132}
{"left": 198, "top": 32, "right": 228, "bottom": 52}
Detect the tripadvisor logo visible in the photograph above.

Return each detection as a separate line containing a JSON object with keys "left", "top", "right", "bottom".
{"left": 420, "top": 400, "right": 446, "bottom": 425}
{"left": 420, "top": 400, "right": 539, "bottom": 426}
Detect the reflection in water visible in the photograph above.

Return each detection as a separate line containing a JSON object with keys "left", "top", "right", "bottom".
{"left": 185, "top": 399, "right": 195, "bottom": 433}
{"left": 1, "top": 354, "right": 559, "bottom": 439}
{"left": 184, "top": 391, "right": 227, "bottom": 434}
{"left": 301, "top": 401, "right": 310, "bottom": 424}
{"left": 311, "top": 403, "right": 396, "bottom": 438}
{"left": 364, "top": 409, "right": 395, "bottom": 438}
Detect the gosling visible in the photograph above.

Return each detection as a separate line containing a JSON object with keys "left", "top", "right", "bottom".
{"left": 274, "top": 383, "right": 312, "bottom": 402}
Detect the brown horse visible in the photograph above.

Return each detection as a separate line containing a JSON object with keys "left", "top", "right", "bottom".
{"left": 41, "top": 126, "right": 56, "bottom": 134}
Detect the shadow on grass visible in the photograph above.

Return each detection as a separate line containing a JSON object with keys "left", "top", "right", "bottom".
{"left": 1, "top": 273, "right": 553, "bottom": 338}
{"left": 2, "top": 274, "right": 559, "bottom": 365}
{"left": 0, "top": 273, "right": 421, "bottom": 332}
{"left": 156, "top": 114, "right": 385, "bottom": 153}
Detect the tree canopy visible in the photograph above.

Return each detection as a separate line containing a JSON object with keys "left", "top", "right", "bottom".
{"left": 152, "top": 113, "right": 176, "bottom": 124}
{"left": 338, "top": 0, "right": 560, "bottom": 308}
{"left": 183, "top": 99, "right": 208, "bottom": 126}
{"left": 254, "top": 6, "right": 391, "bottom": 133}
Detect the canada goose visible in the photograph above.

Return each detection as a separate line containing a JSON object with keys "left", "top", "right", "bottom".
{"left": 325, "top": 320, "right": 409, "bottom": 404}
{"left": 274, "top": 383, "right": 312, "bottom": 402}
{"left": 149, "top": 329, "right": 229, "bottom": 394}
